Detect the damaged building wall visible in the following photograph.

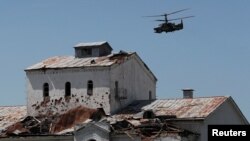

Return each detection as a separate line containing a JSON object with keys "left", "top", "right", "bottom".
{"left": 25, "top": 53, "right": 157, "bottom": 117}
{"left": 110, "top": 54, "right": 156, "bottom": 114}
{"left": 26, "top": 67, "right": 111, "bottom": 116}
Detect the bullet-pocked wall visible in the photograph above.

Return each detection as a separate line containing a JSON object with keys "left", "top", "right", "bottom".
{"left": 26, "top": 67, "right": 111, "bottom": 117}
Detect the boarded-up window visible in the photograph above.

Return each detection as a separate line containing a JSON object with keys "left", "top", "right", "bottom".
{"left": 87, "top": 80, "right": 93, "bottom": 95}
{"left": 65, "top": 82, "right": 71, "bottom": 97}
{"left": 43, "top": 83, "right": 49, "bottom": 97}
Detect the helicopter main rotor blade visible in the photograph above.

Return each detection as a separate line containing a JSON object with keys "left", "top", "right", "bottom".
{"left": 143, "top": 15, "right": 164, "bottom": 17}
{"left": 166, "top": 8, "right": 190, "bottom": 16}
{"left": 155, "top": 20, "right": 166, "bottom": 22}
{"left": 168, "top": 16, "right": 194, "bottom": 21}
{"left": 143, "top": 8, "right": 190, "bottom": 17}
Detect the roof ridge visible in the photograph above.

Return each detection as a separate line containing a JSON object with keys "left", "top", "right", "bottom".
{"left": 25, "top": 52, "right": 135, "bottom": 71}
{"left": 157, "top": 96, "right": 229, "bottom": 100}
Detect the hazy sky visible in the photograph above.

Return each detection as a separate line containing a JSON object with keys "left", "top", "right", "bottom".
{"left": 0, "top": 1, "right": 249, "bottom": 121}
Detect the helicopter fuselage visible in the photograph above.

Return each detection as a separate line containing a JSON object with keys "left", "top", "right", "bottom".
{"left": 146, "top": 9, "right": 193, "bottom": 34}
{"left": 154, "top": 22, "right": 183, "bottom": 33}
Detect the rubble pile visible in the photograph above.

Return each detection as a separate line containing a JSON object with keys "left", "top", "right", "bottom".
{"left": 110, "top": 118, "right": 187, "bottom": 141}
{"left": 1, "top": 106, "right": 100, "bottom": 136}
{"left": 109, "top": 101, "right": 197, "bottom": 141}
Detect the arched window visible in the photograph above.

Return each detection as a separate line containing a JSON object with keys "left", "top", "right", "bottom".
{"left": 87, "top": 80, "right": 93, "bottom": 95}
{"left": 43, "top": 83, "right": 49, "bottom": 97}
{"left": 65, "top": 82, "right": 71, "bottom": 97}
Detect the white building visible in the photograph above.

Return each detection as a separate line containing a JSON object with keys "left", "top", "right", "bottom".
{"left": 25, "top": 41, "right": 157, "bottom": 116}
{"left": 105, "top": 89, "right": 248, "bottom": 141}
{"left": 72, "top": 87, "right": 249, "bottom": 141}
{"left": 0, "top": 41, "right": 248, "bottom": 141}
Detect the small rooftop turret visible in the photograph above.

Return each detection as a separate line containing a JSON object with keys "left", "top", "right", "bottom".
{"left": 74, "top": 41, "right": 113, "bottom": 58}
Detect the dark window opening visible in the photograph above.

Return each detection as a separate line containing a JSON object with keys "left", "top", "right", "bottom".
{"left": 115, "top": 81, "right": 119, "bottom": 97}
{"left": 65, "top": 82, "right": 71, "bottom": 97}
{"left": 82, "top": 48, "right": 92, "bottom": 56}
{"left": 87, "top": 80, "right": 93, "bottom": 95}
{"left": 149, "top": 91, "right": 152, "bottom": 100}
{"left": 88, "top": 139, "right": 96, "bottom": 141}
{"left": 43, "top": 83, "right": 49, "bottom": 97}
{"left": 143, "top": 110, "right": 155, "bottom": 119}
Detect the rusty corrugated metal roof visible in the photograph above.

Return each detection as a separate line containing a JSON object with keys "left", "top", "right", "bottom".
{"left": 143, "top": 96, "right": 228, "bottom": 119}
{"left": 112, "top": 96, "right": 228, "bottom": 120}
{"left": 25, "top": 52, "right": 134, "bottom": 71}
{"left": 25, "top": 51, "right": 158, "bottom": 81}
{"left": 0, "top": 106, "right": 26, "bottom": 132}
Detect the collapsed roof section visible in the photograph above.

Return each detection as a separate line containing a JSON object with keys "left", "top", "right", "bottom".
{"left": 109, "top": 118, "right": 198, "bottom": 140}
{"left": 0, "top": 106, "right": 105, "bottom": 137}
{"left": 0, "top": 106, "right": 26, "bottom": 133}
{"left": 2, "top": 96, "right": 246, "bottom": 139}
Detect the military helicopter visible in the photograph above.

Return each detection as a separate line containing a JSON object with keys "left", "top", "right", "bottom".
{"left": 146, "top": 9, "right": 194, "bottom": 33}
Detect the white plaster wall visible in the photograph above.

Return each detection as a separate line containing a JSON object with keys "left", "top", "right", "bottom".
{"left": 172, "top": 99, "right": 248, "bottom": 141}
{"left": 26, "top": 54, "right": 157, "bottom": 116}
{"left": 201, "top": 99, "right": 248, "bottom": 141}
{"left": 205, "top": 99, "right": 247, "bottom": 124}
{"left": 26, "top": 67, "right": 111, "bottom": 116}
{"left": 110, "top": 54, "right": 157, "bottom": 114}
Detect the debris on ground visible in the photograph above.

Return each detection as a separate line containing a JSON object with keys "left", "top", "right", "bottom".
{"left": 1, "top": 106, "right": 105, "bottom": 136}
